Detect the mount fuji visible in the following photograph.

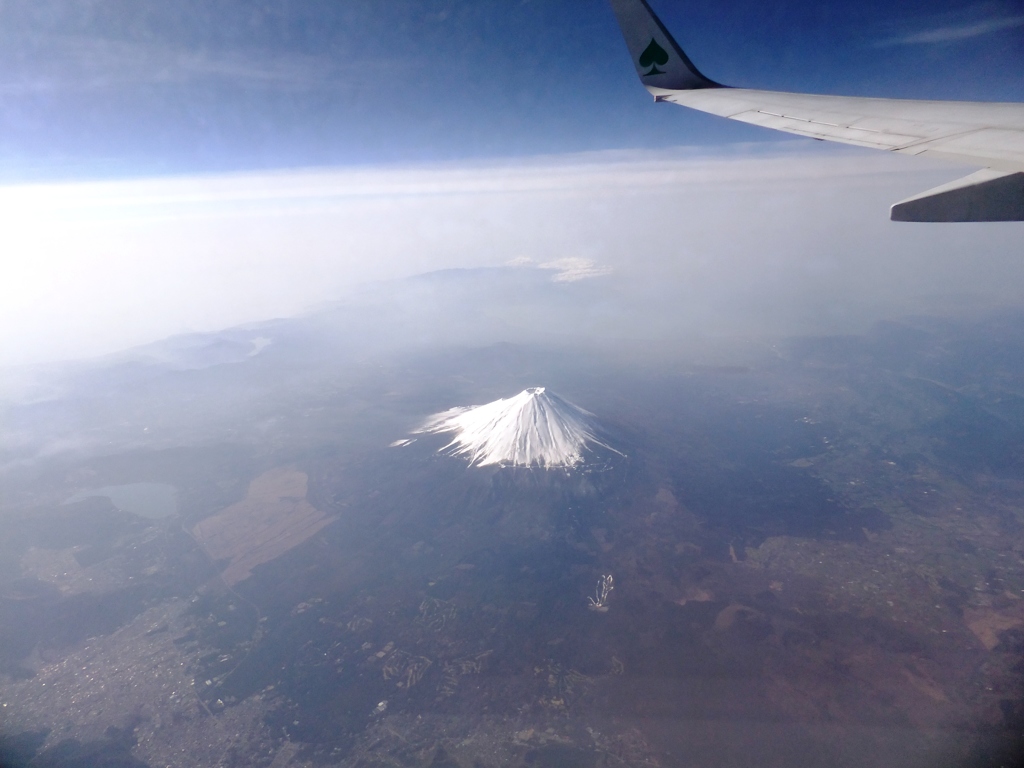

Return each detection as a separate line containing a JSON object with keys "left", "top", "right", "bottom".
{"left": 413, "top": 387, "right": 620, "bottom": 469}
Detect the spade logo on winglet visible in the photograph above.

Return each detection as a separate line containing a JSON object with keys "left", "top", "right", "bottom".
{"left": 639, "top": 38, "right": 669, "bottom": 76}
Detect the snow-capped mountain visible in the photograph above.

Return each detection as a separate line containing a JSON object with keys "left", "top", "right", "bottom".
{"left": 414, "top": 387, "right": 619, "bottom": 468}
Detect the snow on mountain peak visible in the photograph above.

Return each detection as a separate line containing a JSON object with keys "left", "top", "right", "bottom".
{"left": 414, "top": 387, "right": 617, "bottom": 468}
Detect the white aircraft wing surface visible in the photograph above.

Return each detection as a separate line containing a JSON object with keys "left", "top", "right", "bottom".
{"left": 609, "top": 0, "right": 1024, "bottom": 222}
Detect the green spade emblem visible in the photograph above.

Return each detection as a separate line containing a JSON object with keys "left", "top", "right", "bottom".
{"left": 639, "top": 38, "right": 669, "bottom": 76}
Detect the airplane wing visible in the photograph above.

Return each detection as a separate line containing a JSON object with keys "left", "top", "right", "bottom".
{"left": 608, "top": 0, "right": 1024, "bottom": 222}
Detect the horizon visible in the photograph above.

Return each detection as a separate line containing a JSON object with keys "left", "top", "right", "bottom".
{"left": 2, "top": 0, "right": 1022, "bottom": 366}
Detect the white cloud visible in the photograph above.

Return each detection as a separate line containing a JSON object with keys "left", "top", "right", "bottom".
{"left": 506, "top": 254, "right": 613, "bottom": 282}
{"left": 538, "top": 258, "right": 614, "bottom": 283}
{"left": 505, "top": 256, "right": 536, "bottom": 267}
{"left": 876, "top": 14, "right": 1024, "bottom": 46}
{"left": 0, "top": 34, "right": 386, "bottom": 94}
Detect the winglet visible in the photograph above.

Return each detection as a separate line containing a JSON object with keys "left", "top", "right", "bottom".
{"left": 608, "top": 0, "right": 721, "bottom": 92}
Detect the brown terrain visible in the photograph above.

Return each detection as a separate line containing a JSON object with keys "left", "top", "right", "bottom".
{"left": 191, "top": 468, "right": 333, "bottom": 586}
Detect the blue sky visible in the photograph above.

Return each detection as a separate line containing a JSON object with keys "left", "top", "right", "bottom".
{"left": 0, "top": 0, "right": 1021, "bottom": 179}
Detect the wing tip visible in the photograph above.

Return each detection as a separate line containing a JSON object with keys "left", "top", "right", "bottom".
{"left": 609, "top": 0, "right": 722, "bottom": 92}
